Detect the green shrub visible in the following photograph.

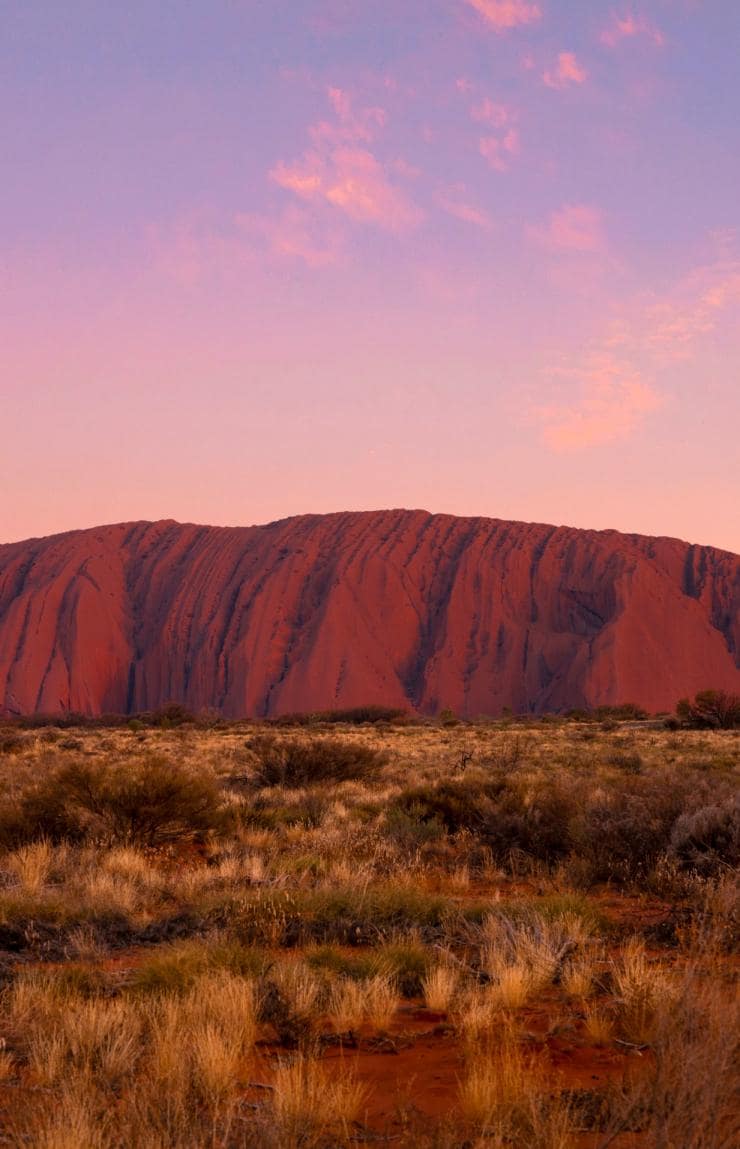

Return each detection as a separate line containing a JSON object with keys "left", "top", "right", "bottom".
{"left": 131, "top": 938, "right": 267, "bottom": 994}
{"left": 2, "top": 756, "right": 228, "bottom": 847}
{"left": 569, "top": 777, "right": 692, "bottom": 884}
{"left": 373, "top": 941, "right": 431, "bottom": 996}
{"left": 392, "top": 775, "right": 573, "bottom": 867}
{"left": 605, "top": 752, "right": 644, "bottom": 774}
{"left": 565, "top": 703, "right": 649, "bottom": 723}
{"left": 134, "top": 703, "right": 196, "bottom": 728}
{"left": 221, "top": 884, "right": 454, "bottom": 947}
{"left": 304, "top": 945, "right": 376, "bottom": 980}
{"left": 0, "top": 734, "right": 26, "bottom": 755}
{"left": 676, "top": 690, "right": 740, "bottom": 730}
{"left": 248, "top": 734, "right": 386, "bottom": 787}
{"left": 272, "top": 706, "right": 406, "bottom": 726}
{"left": 669, "top": 797, "right": 740, "bottom": 876}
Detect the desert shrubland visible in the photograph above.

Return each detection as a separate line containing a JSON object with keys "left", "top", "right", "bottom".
{"left": 0, "top": 717, "right": 736, "bottom": 1146}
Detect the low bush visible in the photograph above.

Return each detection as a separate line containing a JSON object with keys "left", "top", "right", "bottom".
{"left": 0, "top": 734, "right": 26, "bottom": 755}
{"left": 392, "top": 775, "right": 573, "bottom": 868}
{"left": 133, "top": 703, "right": 196, "bottom": 728}
{"left": 668, "top": 797, "right": 740, "bottom": 876}
{"left": 271, "top": 705, "right": 406, "bottom": 726}
{"left": 0, "top": 756, "right": 228, "bottom": 847}
{"left": 219, "top": 884, "right": 457, "bottom": 947}
{"left": 565, "top": 703, "right": 649, "bottom": 723}
{"left": 676, "top": 690, "right": 740, "bottom": 730}
{"left": 131, "top": 938, "right": 267, "bottom": 994}
{"left": 248, "top": 734, "right": 387, "bottom": 787}
{"left": 373, "top": 940, "right": 431, "bottom": 996}
{"left": 569, "top": 784, "right": 685, "bottom": 884}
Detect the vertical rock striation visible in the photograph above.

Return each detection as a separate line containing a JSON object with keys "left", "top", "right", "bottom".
{"left": 0, "top": 511, "right": 737, "bottom": 717}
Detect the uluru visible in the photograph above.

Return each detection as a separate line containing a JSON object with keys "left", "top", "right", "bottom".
{"left": 0, "top": 510, "right": 737, "bottom": 719}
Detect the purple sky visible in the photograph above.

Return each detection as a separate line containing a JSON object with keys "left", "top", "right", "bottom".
{"left": 2, "top": 1, "right": 739, "bottom": 552}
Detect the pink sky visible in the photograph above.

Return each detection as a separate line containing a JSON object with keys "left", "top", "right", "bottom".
{"left": 2, "top": 1, "right": 739, "bottom": 553}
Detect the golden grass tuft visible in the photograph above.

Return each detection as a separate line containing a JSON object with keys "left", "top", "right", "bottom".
{"left": 328, "top": 977, "right": 367, "bottom": 1031}
{"left": 363, "top": 973, "right": 398, "bottom": 1029}
{"left": 421, "top": 963, "right": 459, "bottom": 1012}
{"left": 612, "top": 939, "right": 678, "bottom": 1045}
{"left": 271, "top": 1055, "right": 369, "bottom": 1140}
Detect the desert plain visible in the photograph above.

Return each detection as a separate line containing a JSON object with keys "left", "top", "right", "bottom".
{"left": 0, "top": 711, "right": 736, "bottom": 1148}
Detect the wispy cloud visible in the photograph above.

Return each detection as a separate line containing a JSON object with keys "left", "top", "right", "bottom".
{"left": 147, "top": 211, "right": 256, "bottom": 287}
{"left": 633, "top": 264, "right": 740, "bottom": 364}
{"left": 237, "top": 206, "right": 343, "bottom": 268}
{"left": 271, "top": 87, "right": 422, "bottom": 232}
{"left": 469, "top": 100, "right": 520, "bottom": 171}
{"left": 470, "top": 98, "right": 515, "bottom": 127}
{"left": 543, "top": 52, "right": 588, "bottom": 89}
{"left": 148, "top": 203, "right": 344, "bottom": 284}
{"left": 464, "top": 1, "right": 542, "bottom": 32}
{"left": 437, "top": 186, "right": 493, "bottom": 229}
{"left": 324, "top": 149, "right": 422, "bottom": 229}
{"left": 534, "top": 249, "right": 740, "bottom": 450}
{"left": 479, "top": 129, "right": 520, "bottom": 171}
{"left": 529, "top": 204, "right": 606, "bottom": 253}
{"left": 601, "top": 10, "right": 665, "bottom": 47}
{"left": 537, "top": 354, "right": 662, "bottom": 450}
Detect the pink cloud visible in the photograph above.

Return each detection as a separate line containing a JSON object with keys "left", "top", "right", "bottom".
{"left": 237, "top": 206, "right": 343, "bottom": 268}
{"left": 530, "top": 204, "right": 607, "bottom": 253}
{"left": 464, "top": 0, "right": 542, "bottom": 32}
{"left": 601, "top": 10, "right": 665, "bottom": 47}
{"left": 323, "top": 148, "right": 423, "bottom": 230}
{"left": 538, "top": 355, "right": 662, "bottom": 450}
{"left": 471, "top": 102, "right": 520, "bottom": 171}
{"left": 543, "top": 52, "right": 588, "bottom": 90}
{"left": 437, "top": 188, "right": 493, "bottom": 229}
{"left": 149, "top": 203, "right": 345, "bottom": 283}
{"left": 641, "top": 266, "right": 740, "bottom": 362}
{"left": 470, "top": 98, "right": 514, "bottom": 127}
{"left": 147, "top": 212, "right": 258, "bottom": 287}
{"left": 271, "top": 87, "right": 422, "bottom": 233}
{"left": 271, "top": 157, "right": 324, "bottom": 197}
{"left": 313, "top": 87, "right": 386, "bottom": 144}
{"left": 479, "top": 129, "right": 520, "bottom": 171}
{"left": 533, "top": 246, "right": 740, "bottom": 452}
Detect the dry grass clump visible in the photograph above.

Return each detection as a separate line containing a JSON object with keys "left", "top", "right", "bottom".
{"left": 604, "top": 967, "right": 740, "bottom": 1148}
{"left": 5, "top": 838, "right": 56, "bottom": 892}
{"left": 479, "top": 909, "right": 590, "bottom": 1006}
{"left": 5, "top": 964, "right": 260, "bottom": 1139}
{"left": 25, "top": 1081, "right": 112, "bottom": 1149}
{"left": 454, "top": 986, "right": 504, "bottom": 1043}
{"left": 270, "top": 1055, "right": 369, "bottom": 1143}
{"left": 326, "top": 970, "right": 396, "bottom": 1030}
{"left": 421, "top": 962, "right": 459, "bottom": 1011}
{"left": 328, "top": 977, "right": 367, "bottom": 1031}
{"left": 27, "top": 997, "right": 142, "bottom": 1086}
{"left": 271, "top": 962, "right": 324, "bottom": 1025}
{"left": 363, "top": 972, "right": 398, "bottom": 1029}
{"left": 583, "top": 1004, "right": 614, "bottom": 1046}
{"left": 561, "top": 956, "right": 595, "bottom": 999}
{"left": 611, "top": 939, "right": 678, "bottom": 1045}
{"left": 459, "top": 1026, "right": 572, "bottom": 1146}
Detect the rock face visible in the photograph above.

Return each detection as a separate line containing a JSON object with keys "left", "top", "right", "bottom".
{"left": 0, "top": 511, "right": 738, "bottom": 717}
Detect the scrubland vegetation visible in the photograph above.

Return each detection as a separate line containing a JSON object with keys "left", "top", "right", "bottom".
{"left": 0, "top": 713, "right": 736, "bottom": 1146}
